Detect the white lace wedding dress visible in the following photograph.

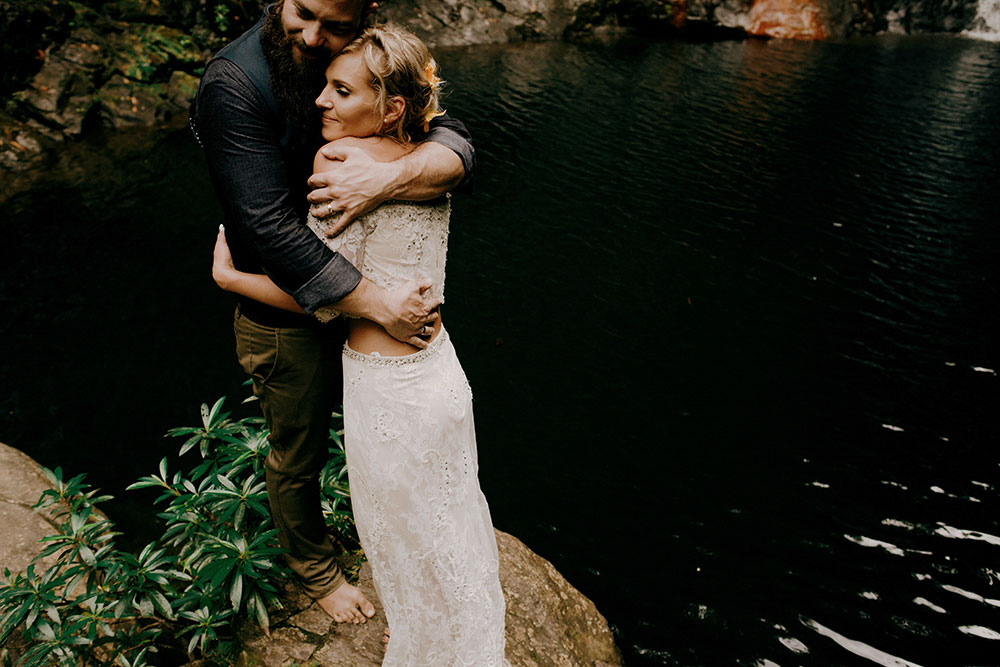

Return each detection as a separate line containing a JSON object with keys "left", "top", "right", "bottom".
{"left": 309, "top": 199, "right": 509, "bottom": 666}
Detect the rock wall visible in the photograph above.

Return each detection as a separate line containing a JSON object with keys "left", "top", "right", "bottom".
{"left": 379, "top": 0, "right": 588, "bottom": 47}
{"left": 0, "top": 0, "right": 987, "bottom": 176}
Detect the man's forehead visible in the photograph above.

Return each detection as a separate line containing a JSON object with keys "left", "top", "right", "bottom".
{"left": 291, "top": 0, "right": 364, "bottom": 22}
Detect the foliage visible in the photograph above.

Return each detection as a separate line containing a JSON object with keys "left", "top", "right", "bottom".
{"left": 0, "top": 394, "right": 355, "bottom": 665}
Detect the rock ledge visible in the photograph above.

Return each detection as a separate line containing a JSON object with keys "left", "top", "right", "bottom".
{"left": 236, "top": 530, "right": 623, "bottom": 666}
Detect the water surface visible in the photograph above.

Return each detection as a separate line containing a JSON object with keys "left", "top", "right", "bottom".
{"left": 2, "top": 33, "right": 999, "bottom": 666}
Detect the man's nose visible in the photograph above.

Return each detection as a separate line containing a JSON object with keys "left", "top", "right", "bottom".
{"left": 301, "top": 23, "right": 324, "bottom": 48}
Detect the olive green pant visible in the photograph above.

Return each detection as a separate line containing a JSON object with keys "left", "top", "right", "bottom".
{"left": 234, "top": 307, "right": 348, "bottom": 598}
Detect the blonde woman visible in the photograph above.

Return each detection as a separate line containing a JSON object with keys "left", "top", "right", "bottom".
{"left": 212, "top": 24, "right": 508, "bottom": 666}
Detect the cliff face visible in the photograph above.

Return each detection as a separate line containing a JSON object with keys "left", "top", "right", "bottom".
{"left": 1, "top": 0, "right": 213, "bottom": 179}
{"left": 378, "top": 0, "right": 588, "bottom": 46}
{"left": 0, "top": 0, "right": 989, "bottom": 177}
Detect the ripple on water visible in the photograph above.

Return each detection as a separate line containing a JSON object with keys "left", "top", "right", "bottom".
{"left": 801, "top": 618, "right": 925, "bottom": 666}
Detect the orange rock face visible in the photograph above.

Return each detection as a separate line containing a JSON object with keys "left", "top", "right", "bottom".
{"left": 748, "top": 0, "right": 830, "bottom": 39}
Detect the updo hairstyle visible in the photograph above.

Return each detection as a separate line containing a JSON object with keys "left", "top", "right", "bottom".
{"left": 339, "top": 23, "right": 444, "bottom": 143}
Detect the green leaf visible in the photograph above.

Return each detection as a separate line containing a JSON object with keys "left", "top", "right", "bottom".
{"left": 25, "top": 606, "right": 38, "bottom": 630}
{"left": 0, "top": 604, "right": 29, "bottom": 643}
{"left": 229, "top": 573, "right": 243, "bottom": 611}
{"left": 136, "top": 596, "right": 154, "bottom": 618}
{"left": 44, "top": 604, "right": 59, "bottom": 624}
{"left": 149, "top": 590, "right": 174, "bottom": 620}
{"left": 78, "top": 545, "right": 96, "bottom": 567}
{"left": 207, "top": 396, "right": 227, "bottom": 426}
{"left": 179, "top": 434, "right": 202, "bottom": 457}
{"left": 187, "top": 630, "right": 201, "bottom": 655}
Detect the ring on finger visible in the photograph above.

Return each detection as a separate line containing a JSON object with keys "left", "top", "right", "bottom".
{"left": 327, "top": 201, "right": 336, "bottom": 216}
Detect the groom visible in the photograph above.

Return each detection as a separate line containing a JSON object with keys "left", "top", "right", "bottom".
{"left": 191, "top": 0, "right": 474, "bottom": 623}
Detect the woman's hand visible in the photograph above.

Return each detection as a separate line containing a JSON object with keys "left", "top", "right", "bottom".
{"left": 212, "top": 225, "right": 238, "bottom": 291}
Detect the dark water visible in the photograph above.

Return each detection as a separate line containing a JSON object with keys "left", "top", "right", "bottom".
{"left": 3, "top": 33, "right": 1000, "bottom": 666}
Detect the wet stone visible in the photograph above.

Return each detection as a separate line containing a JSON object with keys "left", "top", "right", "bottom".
{"left": 289, "top": 604, "right": 334, "bottom": 636}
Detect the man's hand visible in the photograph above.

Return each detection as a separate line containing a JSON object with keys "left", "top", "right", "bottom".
{"left": 378, "top": 280, "right": 441, "bottom": 349}
{"left": 337, "top": 277, "right": 440, "bottom": 349}
{"left": 307, "top": 145, "right": 399, "bottom": 234}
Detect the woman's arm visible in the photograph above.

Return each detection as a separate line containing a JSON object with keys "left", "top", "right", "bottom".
{"left": 213, "top": 226, "right": 304, "bottom": 314}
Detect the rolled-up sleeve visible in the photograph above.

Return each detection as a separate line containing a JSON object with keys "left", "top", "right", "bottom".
{"left": 193, "top": 59, "right": 361, "bottom": 313}
{"left": 425, "top": 114, "right": 476, "bottom": 188}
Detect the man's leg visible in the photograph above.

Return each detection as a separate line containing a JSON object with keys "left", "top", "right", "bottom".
{"left": 234, "top": 309, "right": 374, "bottom": 622}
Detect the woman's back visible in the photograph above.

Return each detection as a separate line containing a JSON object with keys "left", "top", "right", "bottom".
{"left": 309, "top": 137, "right": 450, "bottom": 355}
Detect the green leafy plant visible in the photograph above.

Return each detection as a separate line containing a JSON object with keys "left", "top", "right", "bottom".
{"left": 213, "top": 4, "right": 231, "bottom": 33}
{"left": 0, "top": 395, "right": 355, "bottom": 665}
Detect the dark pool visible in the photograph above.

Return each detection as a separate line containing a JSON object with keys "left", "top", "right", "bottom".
{"left": 2, "top": 32, "right": 999, "bottom": 666}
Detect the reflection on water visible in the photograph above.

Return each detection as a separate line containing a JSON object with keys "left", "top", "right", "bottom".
{"left": 435, "top": 34, "right": 1000, "bottom": 666}
{"left": 1, "top": 33, "right": 999, "bottom": 667}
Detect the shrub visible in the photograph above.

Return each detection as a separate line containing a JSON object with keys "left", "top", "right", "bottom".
{"left": 0, "top": 394, "right": 355, "bottom": 665}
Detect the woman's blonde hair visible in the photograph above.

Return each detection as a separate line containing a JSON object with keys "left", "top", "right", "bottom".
{"left": 339, "top": 23, "right": 445, "bottom": 143}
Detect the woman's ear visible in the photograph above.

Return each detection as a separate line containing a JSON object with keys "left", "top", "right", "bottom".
{"left": 384, "top": 95, "right": 406, "bottom": 127}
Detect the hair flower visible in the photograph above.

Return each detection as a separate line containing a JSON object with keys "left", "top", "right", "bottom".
{"left": 423, "top": 62, "right": 441, "bottom": 87}
{"left": 422, "top": 109, "right": 446, "bottom": 133}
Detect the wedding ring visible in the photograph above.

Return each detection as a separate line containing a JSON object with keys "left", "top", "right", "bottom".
{"left": 327, "top": 202, "right": 336, "bottom": 216}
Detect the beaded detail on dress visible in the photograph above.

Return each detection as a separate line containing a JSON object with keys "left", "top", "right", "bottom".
{"left": 308, "top": 197, "right": 450, "bottom": 323}
{"left": 342, "top": 327, "right": 450, "bottom": 367}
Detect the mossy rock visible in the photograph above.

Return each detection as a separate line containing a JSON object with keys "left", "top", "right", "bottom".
{"left": 166, "top": 69, "right": 200, "bottom": 107}
{"left": 96, "top": 73, "right": 170, "bottom": 127}
{"left": 107, "top": 23, "right": 205, "bottom": 82}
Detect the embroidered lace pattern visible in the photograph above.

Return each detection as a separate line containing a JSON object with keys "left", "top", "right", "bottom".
{"left": 343, "top": 330, "right": 507, "bottom": 665}
{"left": 315, "top": 197, "right": 508, "bottom": 665}
{"left": 307, "top": 197, "right": 450, "bottom": 323}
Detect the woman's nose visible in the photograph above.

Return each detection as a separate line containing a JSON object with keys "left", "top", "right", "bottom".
{"left": 315, "top": 84, "right": 334, "bottom": 108}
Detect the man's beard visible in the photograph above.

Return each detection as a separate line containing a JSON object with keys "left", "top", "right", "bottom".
{"left": 261, "top": 6, "right": 329, "bottom": 130}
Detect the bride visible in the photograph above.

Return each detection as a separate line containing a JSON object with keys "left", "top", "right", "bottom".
{"left": 211, "top": 23, "right": 508, "bottom": 666}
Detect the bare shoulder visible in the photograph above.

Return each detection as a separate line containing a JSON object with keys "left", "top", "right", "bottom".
{"left": 314, "top": 136, "right": 414, "bottom": 172}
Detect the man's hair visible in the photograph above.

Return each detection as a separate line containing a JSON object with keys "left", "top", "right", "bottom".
{"left": 339, "top": 23, "right": 444, "bottom": 143}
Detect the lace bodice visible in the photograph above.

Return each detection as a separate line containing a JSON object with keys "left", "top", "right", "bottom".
{"left": 308, "top": 197, "right": 450, "bottom": 322}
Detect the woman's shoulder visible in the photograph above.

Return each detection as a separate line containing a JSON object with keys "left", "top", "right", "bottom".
{"left": 316, "top": 136, "right": 413, "bottom": 169}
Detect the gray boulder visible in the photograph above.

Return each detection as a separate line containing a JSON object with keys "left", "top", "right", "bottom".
{"left": 0, "top": 442, "right": 62, "bottom": 574}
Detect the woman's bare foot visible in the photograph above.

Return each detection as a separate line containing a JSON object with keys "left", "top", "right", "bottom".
{"left": 317, "top": 582, "right": 376, "bottom": 624}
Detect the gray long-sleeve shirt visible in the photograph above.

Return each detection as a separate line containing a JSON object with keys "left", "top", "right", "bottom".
{"left": 192, "top": 44, "right": 474, "bottom": 327}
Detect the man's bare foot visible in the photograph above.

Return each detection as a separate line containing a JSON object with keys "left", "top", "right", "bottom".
{"left": 317, "top": 582, "right": 376, "bottom": 624}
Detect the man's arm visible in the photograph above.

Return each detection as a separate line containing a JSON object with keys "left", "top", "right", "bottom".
{"left": 212, "top": 224, "right": 440, "bottom": 348}
{"left": 194, "top": 58, "right": 361, "bottom": 313}
{"left": 306, "top": 114, "right": 475, "bottom": 232}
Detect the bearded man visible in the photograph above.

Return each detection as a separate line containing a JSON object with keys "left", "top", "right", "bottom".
{"left": 190, "top": 0, "right": 474, "bottom": 623}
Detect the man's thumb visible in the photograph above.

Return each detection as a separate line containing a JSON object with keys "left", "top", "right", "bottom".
{"left": 320, "top": 144, "right": 351, "bottom": 162}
